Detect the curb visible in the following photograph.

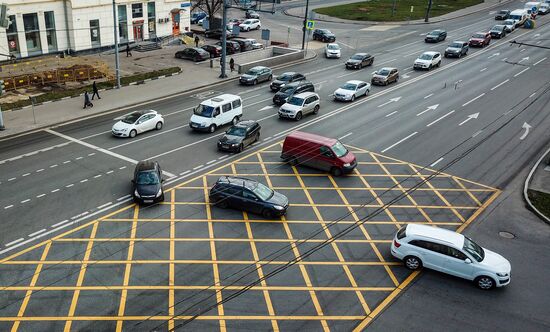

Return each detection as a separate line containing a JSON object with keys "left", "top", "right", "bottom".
{"left": 0, "top": 52, "right": 317, "bottom": 141}
{"left": 283, "top": 0, "right": 514, "bottom": 26}
{"left": 2, "top": 69, "right": 183, "bottom": 113}
{"left": 523, "top": 146, "right": 550, "bottom": 224}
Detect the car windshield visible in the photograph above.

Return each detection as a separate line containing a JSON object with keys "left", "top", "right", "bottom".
{"left": 277, "top": 73, "right": 293, "bottom": 81}
{"left": 499, "top": 10, "right": 508, "bottom": 14}
{"left": 341, "top": 83, "right": 357, "bottom": 91}
{"left": 247, "top": 68, "right": 261, "bottom": 75}
{"left": 136, "top": 171, "right": 160, "bottom": 185}
{"left": 463, "top": 236, "right": 485, "bottom": 262}
{"left": 428, "top": 31, "right": 439, "bottom": 36}
{"left": 287, "top": 96, "right": 304, "bottom": 106}
{"left": 243, "top": 20, "right": 252, "bottom": 24}
{"left": 328, "top": 44, "right": 340, "bottom": 50}
{"left": 252, "top": 182, "right": 274, "bottom": 201}
{"left": 473, "top": 33, "right": 485, "bottom": 38}
{"left": 332, "top": 141, "right": 348, "bottom": 158}
{"left": 351, "top": 54, "right": 363, "bottom": 60}
{"left": 492, "top": 26, "right": 503, "bottom": 31}
{"left": 194, "top": 104, "right": 215, "bottom": 117}
{"left": 449, "top": 42, "right": 462, "bottom": 48}
{"left": 122, "top": 112, "right": 142, "bottom": 124}
{"left": 280, "top": 85, "right": 295, "bottom": 93}
{"left": 419, "top": 53, "right": 433, "bottom": 60}
{"left": 378, "top": 69, "right": 390, "bottom": 76}
{"left": 226, "top": 126, "right": 246, "bottom": 136}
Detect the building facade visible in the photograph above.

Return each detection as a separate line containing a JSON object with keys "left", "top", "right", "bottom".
{"left": 0, "top": 0, "right": 191, "bottom": 60}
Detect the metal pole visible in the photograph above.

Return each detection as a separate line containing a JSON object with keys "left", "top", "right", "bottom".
{"left": 112, "top": 0, "right": 121, "bottom": 88}
{"left": 30, "top": 97, "right": 36, "bottom": 125}
{"left": 0, "top": 106, "right": 5, "bottom": 130}
{"left": 301, "top": 0, "right": 309, "bottom": 50}
{"left": 424, "top": 0, "right": 433, "bottom": 23}
{"left": 220, "top": 0, "right": 228, "bottom": 78}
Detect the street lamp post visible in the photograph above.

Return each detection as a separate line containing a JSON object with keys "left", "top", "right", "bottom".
{"left": 220, "top": 0, "right": 228, "bottom": 78}
{"left": 302, "top": 0, "right": 310, "bottom": 50}
{"left": 112, "top": 0, "right": 121, "bottom": 88}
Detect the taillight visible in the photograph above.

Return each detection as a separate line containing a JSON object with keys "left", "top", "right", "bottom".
{"left": 393, "top": 240, "right": 401, "bottom": 248}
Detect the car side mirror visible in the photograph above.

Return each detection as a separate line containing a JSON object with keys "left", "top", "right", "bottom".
{"left": 131, "top": 179, "right": 135, "bottom": 184}
{"left": 161, "top": 178, "right": 165, "bottom": 183}
{"left": 464, "top": 258, "right": 472, "bottom": 264}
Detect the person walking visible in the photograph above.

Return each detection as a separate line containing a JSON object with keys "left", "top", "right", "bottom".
{"left": 91, "top": 81, "right": 100, "bottom": 100}
{"left": 83, "top": 91, "right": 93, "bottom": 109}
{"left": 194, "top": 35, "right": 200, "bottom": 48}
{"left": 126, "top": 43, "right": 132, "bottom": 57}
{"left": 229, "top": 58, "right": 235, "bottom": 72}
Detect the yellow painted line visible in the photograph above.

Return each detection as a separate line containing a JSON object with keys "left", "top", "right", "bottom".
{"left": 168, "top": 189, "right": 176, "bottom": 331}
{"left": 54, "top": 237, "right": 393, "bottom": 244}
{"left": 100, "top": 218, "right": 462, "bottom": 225}
{"left": 456, "top": 189, "right": 501, "bottom": 233}
{"left": 452, "top": 176, "right": 483, "bottom": 207}
{"left": 203, "top": 176, "right": 226, "bottom": 332}
{"left": 208, "top": 173, "right": 453, "bottom": 178}
{"left": 64, "top": 222, "right": 99, "bottom": 332}
{"left": 11, "top": 242, "right": 52, "bottom": 332}
{"left": 116, "top": 206, "right": 139, "bottom": 331}
{"left": 175, "top": 185, "right": 494, "bottom": 192}
{"left": 1, "top": 260, "right": 403, "bottom": 266}
{"left": 0, "top": 315, "right": 367, "bottom": 322}
{"left": 163, "top": 201, "right": 479, "bottom": 209}
{"left": 1, "top": 285, "right": 396, "bottom": 292}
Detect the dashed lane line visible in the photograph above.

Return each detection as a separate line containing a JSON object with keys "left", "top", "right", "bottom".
{"left": 20, "top": 199, "right": 30, "bottom": 204}
{"left": 36, "top": 194, "right": 46, "bottom": 198}
{"left": 514, "top": 67, "right": 530, "bottom": 77}
{"left": 480, "top": 67, "right": 487, "bottom": 72}
{"left": 534, "top": 57, "right": 547, "bottom": 66}
{"left": 28, "top": 229, "right": 46, "bottom": 237}
{"left": 385, "top": 111, "right": 398, "bottom": 117}
{"left": 97, "top": 202, "right": 113, "bottom": 210}
{"left": 490, "top": 79, "right": 509, "bottom": 91}
{"left": 427, "top": 110, "right": 455, "bottom": 127}
{"left": 430, "top": 157, "right": 444, "bottom": 167}
{"left": 117, "top": 195, "right": 132, "bottom": 201}
{"left": 462, "top": 93, "right": 485, "bottom": 107}
{"left": 51, "top": 220, "right": 70, "bottom": 228}
{"left": 4, "top": 205, "right": 13, "bottom": 210}
{"left": 5, "top": 238, "right": 24, "bottom": 247}
{"left": 51, "top": 189, "right": 60, "bottom": 193}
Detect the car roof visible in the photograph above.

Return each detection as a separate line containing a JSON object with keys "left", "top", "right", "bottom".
{"left": 422, "top": 51, "right": 439, "bottom": 56}
{"left": 135, "top": 160, "right": 158, "bottom": 172}
{"left": 287, "top": 131, "right": 337, "bottom": 146}
{"left": 216, "top": 176, "right": 259, "bottom": 190}
{"left": 379, "top": 67, "right": 396, "bottom": 71}
{"left": 405, "top": 224, "right": 464, "bottom": 247}
{"left": 250, "top": 66, "right": 268, "bottom": 70}
{"left": 234, "top": 119, "right": 257, "bottom": 128}
{"left": 430, "top": 29, "right": 445, "bottom": 33}
{"left": 353, "top": 53, "right": 368, "bottom": 56}
{"left": 286, "top": 80, "right": 312, "bottom": 87}
{"left": 449, "top": 40, "right": 466, "bottom": 44}
{"left": 293, "top": 91, "right": 317, "bottom": 99}
{"left": 346, "top": 80, "right": 366, "bottom": 85}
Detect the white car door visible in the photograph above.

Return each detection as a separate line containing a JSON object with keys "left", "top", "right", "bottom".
{"left": 412, "top": 240, "right": 448, "bottom": 272}
{"left": 442, "top": 246, "right": 475, "bottom": 279}
{"left": 212, "top": 107, "right": 222, "bottom": 127}
{"left": 357, "top": 83, "right": 367, "bottom": 96}
{"left": 135, "top": 115, "right": 149, "bottom": 133}
{"left": 144, "top": 114, "right": 157, "bottom": 131}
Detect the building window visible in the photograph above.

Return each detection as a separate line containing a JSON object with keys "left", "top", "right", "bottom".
{"left": 6, "top": 15, "right": 19, "bottom": 56}
{"left": 118, "top": 5, "right": 128, "bottom": 42}
{"left": 44, "top": 11, "right": 57, "bottom": 52}
{"left": 23, "top": 13, "right": 42, "bottom": 56}
{"left": 132, "top": 4, "right": 143, "bottom": 18}
{"left": 90, "top": 19, "right": 101, "bottom": 47}
{"left": 147, "top": 2, "right": 156, "bottom": 38}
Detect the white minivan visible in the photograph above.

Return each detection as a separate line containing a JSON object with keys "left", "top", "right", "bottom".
{"left": 190, "top": 94, "right": 243, "bottom": 133}
{"left": 509, "top": 9, "right": 528, "bottom": 27}
{"left": 391, "top": 224, "right": 511, "bottom": 290}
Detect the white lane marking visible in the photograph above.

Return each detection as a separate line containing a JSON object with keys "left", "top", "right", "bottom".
{"left": 119, "top": 166, "right": 127, "bottom": 170}
{"left": 490, "top": 79, "right": 509, "bottom": 91}
{"left": 377, "top": 97, "right": 402, "bottom": 108}
{"left": 41, "top": 147, "right": 54, "bottom": 152}
{"left": 514, "top": 67, "right": 530, "bottom": 77}
{"left": 193, "top": 164, "right": 204, "bottom": 170}
{"left": 218, "top": 155, "right": 228, "bottom": 159}
{"left": 8, "top": 178, "right": 16, "bottom": 181}
{"left": 338, "top": 40, "right": 354, "bottom": 49}
{"left": 51, "top": 189, "right": 60, "bottom": 193}
{"left": 5, "top": 238, "right": 24, "bottom": 247}
{"left": 472, "top": 130, "right": 483, "bottom": 138}
{"left": 206, "top": 160, "right": 217, "bottom": 165}
{"left": 88, "top": 153, "right": 96, "bottom": 156}
{"left": 97, "top": 202, "right": 113, "bottom": 209}
{"left": 403, "top": 50, "right": 420, "bottom": 57}
{"left": 520, "top": 48, "right": 526, "bottom": 53}
{"left": 179, "top": 170, "right": 191, "bottom": 176}
{"left": 416, "top": 104, "right": 439, "bottom": 116}
{"left": 75, "top": 156, "right": 83, "bottom": 160}
{"left": 52, "top": 219, "right": 70, "bottom": 228}
{"left": 338, "top": 132, "right": 353, "bottom": 140}
{"left": 529, "top": 92, "right": 536, "bottom": 98}
{"left": 164, "top": 106, "right": 194, "bottom": 117}
{"left": 117, "top": 194, "right": 131, "bottom": 201}
{"left": 534, "top": 57, "right": 547, "bottom": 66}
{"left": 8, "top": 156, "right": 22, "bottom": 161}
{"left": 25, "top": 151, "right": 38, "bottom": 157}
{"left": 106, "top": 170, "right": 114, "bottom": 174}
{"left": 0, "top": 143, "right": 72, "bottom": 164}
{"left": 258, "top": 105, "right": 274, "bottom": 112}
{"left": 458, "top": 113, "right": 479, "bottom": 126}
{"left": 462, "top": 93, "right": 485, "bottom": 107}
{"left": 71, "top": 211, "right": 89, "bottom": 220}
{"left": 36, "top": 168, "right": 44, "bottom": 173}
{"left": 63, "top": 160, "right": 71, "bottom": 164}
{"left": 4, "top": 205, "right": 13, "bottom": 209}
{"left": 66, "top": 184, "right": 74, "bottom": 188}
{"left": 480, "top": 67, "right": 487, "bottom": 72}
{"left": 502, "top": 57, "right": 507, "bottom": 62}
{"left": 20, "top": 199, "right": 30, "bottom": 204}
{"left": 385, "top": 111, "right": 398, "bottom": 117}
{"left": 94, "top": 174, "right": 102, "bottom": 178}
{"left": 50, "top": 164, "right": 58, "bottom": 168}
{"left": 28, "top": 229, "right": 46, "bottom": 237}
{"left": 36, "top": 194, "right": 46, "bottom": 198}
{"left": 80, "top": 179, "right": 88, "bottom": 183}
{"left": 423, "top": 93, "right": 434, "bottom": 99}
{"left": 430, "top": 158, "right": 444, "bottom": 167}
{"left": 427, "top": 110, "right": 455, "bottom": 127}
{"left": 22, "top": 173, "right": 30, "bottom": 177}
{"left": 381, "top": 132, "right": 418, "bottom": 153}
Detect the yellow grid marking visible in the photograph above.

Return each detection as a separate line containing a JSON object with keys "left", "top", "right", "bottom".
{"left": 53, "top": 238, "right": 393, "bottom": 244}
{"left": 169, "top": 187, "right": 176, "bottom": 331}
{"left": 452, "top": 176, "right": 483, "bottom": 207}
{"left": 159, "top": 201, "right": 479, "bottom": 209}
{"left": 0, "top": 260, "right": 403, "bottom": 266}
{"left": 99, "top": 218, "right": 463, "bottom": 225}
{"left": 1, "top": 285, "right": 396, "bottom": 292}
{"left": 175, "top": 185, "right": 494, "bottom": 192}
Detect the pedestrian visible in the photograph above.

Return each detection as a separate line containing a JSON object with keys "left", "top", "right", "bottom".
{"left": 91, "top": 81, "right": 100, "bottom": 100}
{"left": 229, "top": 58, "right": 235, "bottom": 72}
{"left": 126, "top": 43, "right": 132, "bottom": 57}
{"left": 194, "top": 35, "right": 200, "bottom": 48}
{"left": 83, "top": 91, "right": 93, "bottom": 109}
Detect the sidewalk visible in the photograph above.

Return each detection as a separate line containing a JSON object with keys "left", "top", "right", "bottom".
{"left": 525, "top": 146, "right": 550, "bottom": 224}
{"left": 284, "top": 0, "right": 515, "bottom": 25}
{"left": 0, "top": 50, "right": 316, "bottom": 139}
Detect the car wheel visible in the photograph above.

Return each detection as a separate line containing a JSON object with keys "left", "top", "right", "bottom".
{"left": 246, "top": 27, "right": 250, "bottom": 32}
{"left": 351, "top": 95, "right": 355, "bottom": 102}
{"left": 209, "top": 124, "right": 216, "bottom": 133}
{"left": 232, "top": 116, "right": 239, "bottom": 125}
{"left": 437, "top": 61, "right": 441, "bottom": 67}
{"left": 384, "top": 80, "right": 388, "bottom": 86}
{"left": 253, "top": 79, "right": 258, "bottom": 85}
{"left": 155, "top": 122, "right": 163, "bottom": 130}
{"left": 216, "top": 199, "right": 229, "bottom": 209}
{"left": 458, "top": 53, "right": 462, "bottom": 58}
{"left": 395, "top": 76, "right": 399, "bottom": 82}
{"left": 475, "top": 276, "right": 495, "bottom": 290}
{"left": 257, "top": 25, "right": 261, "bottom": 30}
{"left": 295, "top": 111, "right": 302, "bottom": 121}
{"left": 360, "top": 63, "right": 363, "bottom": 69}
{"left": 159, "top": 193, "right": 165, "bottom": 202}
{"left": 403, "top": 256, "right": 422, "bottom": 270}
{"left": 255, "top": 132, "right": 260, "bottom": 142}
{"left": 365, "top": 89, "right": 370, "bottom": 96}
{"left": 262, "top": 209, "right": 274, "bottom": 219}
{"left": 313, "top": 105, "right": 320, "bottom": 114}
{"left": 238, "top": 144, "right": 244, "bottom": 153}
{"left": 268, "top": 75, "right": 273, "bottom": 81}
{"left": 330, "top": 167, "right": 343, "bottom": 176}
{"left": 129, "top": 130, "right": 137, "bottom": 138}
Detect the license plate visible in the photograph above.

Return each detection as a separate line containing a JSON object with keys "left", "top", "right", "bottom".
{"left": 143, "top": 200, "right": 153, "bottom": 203}
{"left": 222, "top": 145, "right": 229, "bottom": 148}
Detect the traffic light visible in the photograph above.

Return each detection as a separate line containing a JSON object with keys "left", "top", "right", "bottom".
{"left": 0, "top": 80, "right": 5, "bottom": 96}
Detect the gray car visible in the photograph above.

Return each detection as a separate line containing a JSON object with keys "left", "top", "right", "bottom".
{"left": 444, "top": 41, "right": 469, "bottom": 58}
{"left": 239, "top": 66, "right": 273, "bottom": 85}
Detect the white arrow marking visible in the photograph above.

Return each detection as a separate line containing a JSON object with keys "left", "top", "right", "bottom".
{"left": 487, "top": 52, "right": 500, "bottom": 59}
{"left": 377, "top": 97, "right": 401, "bottom": 108}
{"left": 258, "top": 105, "right": 274, "bottom": 112}
{"left": 518, "top": 56, "right": 529, "bottom": 64}
{"left": 458, "top": 112, "right": 479, "bottom": 126}
{"left": 416, "top": 104, "right": 439, "bottom": 116}
{"left": 520, "top": 122, "right": 532, "bottom": 140}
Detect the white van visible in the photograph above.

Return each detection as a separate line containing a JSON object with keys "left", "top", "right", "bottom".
{"left": 190, "top": 94, "right": 243, "bottom": 133}
{"left": 525, "top": 1, "right": 541, "bottom": 14}
{"left": 509, "top": 9, "right": 528, "bottom": 27}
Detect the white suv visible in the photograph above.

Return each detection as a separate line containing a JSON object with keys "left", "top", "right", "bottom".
{"left": 391, "top": 224, "right": 511, "bottom": 290}
{"left": 413, "top": 51, "right": 442, "bottom": 70}
{"left": 240, "top": 19, "right": 261, "bottom": 31}
{"left": 278, "top": 92, "right": 320, "bottom": 121}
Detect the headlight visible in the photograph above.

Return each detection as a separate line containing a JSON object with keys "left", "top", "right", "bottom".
{"left": 273, "top": 205, "right": 284, "bottom": 211}
{"left": 279, "top": 83, "right": 286, "bottom": 87}
{"left": 496, "top": 272, "right": 508, "bottom": 277}
{"left": 343, "top": 163, "right": 351, "bottom": 167}
{"left": 231, "top": 143, "right": 239, "bottom": 147}
{"left": 134, "top": 189, "right": 140, "bottom": 198}
{"left": 156, "top": 188, "right": 163, "bottom": 197}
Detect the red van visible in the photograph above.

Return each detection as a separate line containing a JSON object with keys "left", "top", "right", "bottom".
{"left": 280, "top": 131, "right": 357, "bottom": 176}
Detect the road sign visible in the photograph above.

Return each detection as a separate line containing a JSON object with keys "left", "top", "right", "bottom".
{"left": 261, "top": 29, "right": 270, "bottom": 41}
{"left": 306, "top": 20, "right": 315, "bottom": 30}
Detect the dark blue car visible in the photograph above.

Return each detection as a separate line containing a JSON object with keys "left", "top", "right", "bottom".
{"left": 191, "top": 12, "right": 207, "bottom": 24}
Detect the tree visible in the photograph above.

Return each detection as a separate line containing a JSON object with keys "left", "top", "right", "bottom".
{"left": 192, "top": 1, "right": 260, "bottom": 20}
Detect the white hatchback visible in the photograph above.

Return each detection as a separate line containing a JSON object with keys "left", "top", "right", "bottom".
{"left": 112, "top": 110, "right": 164, "bottom": 138}
{"left": 391, "top": 224, "right": 511, "bottom": 290}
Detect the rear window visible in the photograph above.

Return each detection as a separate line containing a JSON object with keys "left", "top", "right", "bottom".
{"left": 396, "top": 226, "right": 407, "bottom": 240}
{"left": 232, "top": 99, "right": 242, "bottom": 109}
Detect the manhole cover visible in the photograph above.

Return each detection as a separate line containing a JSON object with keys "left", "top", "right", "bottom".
{"left": 499, "top": 231, "right": 515, "bottom": 239}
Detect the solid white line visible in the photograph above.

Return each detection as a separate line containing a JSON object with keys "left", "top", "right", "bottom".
{"left": 5, "top": 238, "right": 24, "bottom": 247}
{"left": 36, "top": 168, "right": 44, "bottom": 173}
{"left": 117, "top": 194, "right": 131, "bottom": 201}
{"left": 462, "top": 93, "right": 485, "bottom": 107}
{"left": 206, "top": 160, "right": 217, "bottom": 165}
{"left": 4, "top": 205, "right": 13, "bottom": 209}
{"left": 338, "top": 132, "right": 353, "bottom": 140}
{"left": 430, "top": 158, "right": 444, "bottom": 167}
{"left": 41, "top": 147, "right": 54, "bottom": 152}
{"left": 427, "top": 110, "right": 455, "bottom": 127}
{"left": 97, "top": 202, "right": 113, "bottom": 209}
{"left": 472, "top": 130, "right": 483, "bottom": 137}
{"left": 25, "top": 151, "right": 37, "bottom": 156}
{"left": 381, "top": 132, "right": 418, "bottom": 153}
{"left": 480, "top": 67, "right": 487, "bottom": 72}
{"left": 51, "top": 189, "right": 60, "bottom": 193}
{"left": 423, "top": 93, "right": 434, "bottom": 99}
{"left": 36, "top": 194, "right": 46, "bottom": 198}
{"left": 8, "top": 156, "right": 22, "bottom": 161}
{"left": 28, "top": 229, "right": 46, "bottom": 237}
{"left": 218, "top": 155, "right": 228, "bottom": 159}
{"left": 51, "top": 219, "right": 70, "bottom": 228}
{"left": 533, "top": 57, "right": 547, "bottom": 66}
{"left": 514, "top": 67, "right": 530, "bottom": 77}
{"left": 179, "top": 170, "right": 191, "bottom": 176}
{"left": 20, "top": 199, "right": 30, "bottom": 204}
{"left": 490, "top": 79, "right": 509, "bottom": 91}
{"left": 385, "top": 111, "right": 398, "bottom": 117}
{"left": 193, "top": 164, "right": 204, "bottom": 170}
{"left": 50, "top": 164, "right": 58, "bottom": 168}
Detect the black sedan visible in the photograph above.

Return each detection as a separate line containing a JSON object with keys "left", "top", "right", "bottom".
{"left": 312, "top": 29, "right": 336, "bottom": 43}
{"left": 425, "top": 29, "right": 447, "bottom": 43}
{"left": 132, "top": 161, "right": 164, "bottom": 204}
{"left": 272, "top": 81, "right": 315, "bottom": 106}
{"left": 345, "top": 53, "right": 374, "bottom": 69}
{"left": 175, "top": 47, "right": 210, "bottom": 62}
{"left": 490, "top": 25, "right": 507, "bottom": 39}
{"left": 215, "top": 40, "right": 241, "bottom": 54}
{"left": 495, "top": 10, "right": 511, "bottom": 20}
{"left": 201, "top": 44, "right": 222, "bottom": 58}
{"left": 270, "top": 72, "right": 306, "bottom": 91}
{"left": 217, "top": 120, "right": 261, "bottom": 152}
{"left": 209, "top": 176, "right": 289, "bottom": 218}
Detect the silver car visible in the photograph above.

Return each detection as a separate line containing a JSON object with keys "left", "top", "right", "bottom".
{"left": 278, "top": 92, "right": 320, "bottom": 121}
{"left": 239, "top": 66, "right": 273, "bottom": 85}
